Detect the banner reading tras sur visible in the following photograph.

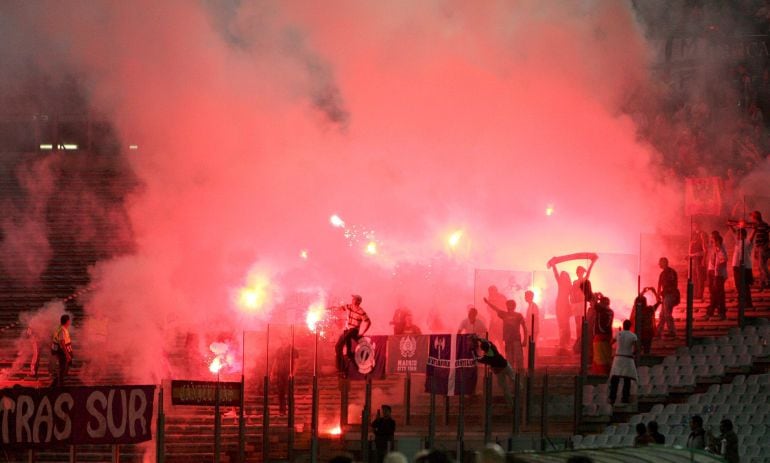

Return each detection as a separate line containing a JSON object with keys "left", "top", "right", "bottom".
{"left": 0, "top": 385, "right": 155, "bottom": 447}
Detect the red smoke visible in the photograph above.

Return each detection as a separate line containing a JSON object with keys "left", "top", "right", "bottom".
{"left": 9, "top": 1, "right": 684, "bottom": 381}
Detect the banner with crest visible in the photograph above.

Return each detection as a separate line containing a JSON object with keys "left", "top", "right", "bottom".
{"left": 386, "top": 334, "right": 430, "bottom": 374}
{"left": 345, "top": 335, "right": 388, "bottom": 380}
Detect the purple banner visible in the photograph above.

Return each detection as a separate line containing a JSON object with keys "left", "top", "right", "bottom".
{"left": 0, "top": 385, "right": 155, "bottom": 446}
{"left": 425, "top": 334, "right": 477, "bottom": 396}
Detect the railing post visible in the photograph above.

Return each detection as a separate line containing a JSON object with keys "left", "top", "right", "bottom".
{"left": 428, "top": 374, "right": 436, "bottom": 449}
{"left": 214, "top": 379, "right": 221, "bottom": 463}
{"left": 362, "top": 377, "right": 372, "bottom": 462}
{"left": 483, "top": 367, "right": 492, "bottom": 444}
{"left": 156, "top": 386, "right": 165, "bottom": 463}
{"left": 287, "top": 375, "right": 295, "bottom": 462}
{"left": 404, "top": 372, "right": 411, "bottom": 426}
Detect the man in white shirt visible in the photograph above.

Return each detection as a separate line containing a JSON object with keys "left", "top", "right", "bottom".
{"left": 457, "top": 306, "right": 487, "bottom": 337}
{"left": 608, "top": 320, "right": 638, "bottom": 405}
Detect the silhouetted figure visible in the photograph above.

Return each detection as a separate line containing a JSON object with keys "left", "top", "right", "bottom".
{"left": 749, "top": 210, "right": 769, "bottom": 289}
{"left": 483, "top": 298, "right": 527, "bottom": 370}
{"left": 371, "top": 405, "right": 396, "bottom": 463}
{"left": 547, "top": 260, "right": 573, "bottom": 353}
{"left": 689, "top": 224, "right": 708, "bottom": 300}
{"left": 485, "top": 286, "right": 507, "bottom": 345}
{"left": 569, "top": 255, "right": 598, "bottom": 352}
{"left": 631, "top": 288, "right": 658, "bottom": 354}
{"left": 656, "top": 257, "right": 679, "bottom": 338}
{"left": 271, "top": 344, "right": 299, "bottom": 415}
{"left": 709, "top": 418, "right": 740, "bottom": 463}
{"left": 648, "top": 420, "right": 665, "bottom": 444}
{"left": 592, "top": 295, "right": 614, "bottom": 375}
{"left": 730, "top": 225, "right": 754, "bottom": 310}
{"left": 401, "top": 313, "right": 422, "bottom": 335}
{"left": 49, "top": 314, "right": 73, "bottom": 387}
{"left": 687, "top": 415, "right": 706, "bottom": 450}
{"left": 634, "top": 423, "right": 654, "bottom": 447}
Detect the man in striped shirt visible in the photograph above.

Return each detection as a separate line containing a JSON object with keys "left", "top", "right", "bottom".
{"left": 335, "top": 294, "right": 371, "bottom": 374}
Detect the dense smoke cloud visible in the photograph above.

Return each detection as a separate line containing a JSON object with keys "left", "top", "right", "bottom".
{"left": 1, "top": 0, "right": 693, "bottom": 381}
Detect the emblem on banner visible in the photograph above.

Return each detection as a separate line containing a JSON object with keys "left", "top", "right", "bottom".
{"left": 354, "top": 336, "right": 376, "bottom": 374}
{"left": 399, "top": 335, "right": 417, "bottom": 358}
{"left": 433, "top": 336, "right": 446, "bottom": 357}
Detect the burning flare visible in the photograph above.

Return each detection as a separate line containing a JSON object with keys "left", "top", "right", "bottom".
{"left": 306, "top": 301, "right": 326, "bottom": 333}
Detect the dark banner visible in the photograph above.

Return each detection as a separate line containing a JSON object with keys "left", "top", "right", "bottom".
{"left": 386, "top": 335, "right": 429, "bottom": 374}
{"left": 346, "top": 335, "right": 387, "bottom": 380}
{"left": 425, "top": 334, "right": 477, "bottom": 396}
{"left": 170, "top": 380, "right": 242, "bottom": 407}
{"left": 0, "top": 385, "right": 155, "bottom": 447}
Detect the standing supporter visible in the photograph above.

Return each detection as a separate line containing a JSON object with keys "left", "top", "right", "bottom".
{"left": 608, "top": 320, "right": 638, "bottom": 404}
{"left": 592, "top": 295, "right": 614, "bottom": 375}
{"left": 729, "top": 224, "right": 754, "bottom": 309}
{"left": 709, "top": 418, "right": 740, "bottom": 463}
{"left": 50, "top": 314, "right": 73, "bottom": 387}
{"left": 689, "top": 224, "right": 708, "bottom": 301}
{"left": 457, "top": 306, "right": 487, "bottom": 337}
{"left": 524, "top": 290, "right": 540, "bottom": 345}
{"left": 749, "top": 210, "right": 769, "bottom": 289}
{"left": 704, "top": 231, "right": 728, "bottom": 321}
{"left": 631, "top": 288, "right": 658, "bottom": 354}
{"left": 656, "top": 257, "right": 679, "bottom": 338}
{"left": 686, "top": 415, "right": 706, "bottom": 450}
{"left": 483, "top": 298, "right": 527, "bottom": 370}
{"left": 371, "top": 405, "right": 396, "bottom": 463}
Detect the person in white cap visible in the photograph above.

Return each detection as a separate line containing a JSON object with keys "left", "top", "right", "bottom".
{"left": 335, "top": 294, "right": 371, "bottom": 375}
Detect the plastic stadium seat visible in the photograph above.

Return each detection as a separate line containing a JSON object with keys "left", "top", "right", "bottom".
{"left": 735, "top": 413, "right": 751, "bottom": 425}
{"left": 594, "top": 434, "right": 609, "bottom": 447}
{"left": 743, "top": 335, "right": 759, "bottom": 346}
{"left": 581, "top": 435, "right": 596, "bottom": 447}
{"left": 748, "top": 413, "right": 766, "bottom": 426}
{"left": 571, "top": 434, "right": 583, "bottom": 447}
{"left": 693, "top": 354, "right": 707, "bottom": 366}
{"left": 704, "top": 344, "right": 719, "bottom": 355}
{"left": 620, "top": 434, "right": 634, "bottom": 446}
{"left": 663, "top": 355, "right": 677, "bottom": 367}
{"left": 629, "top": 414, "right": 642, "bottom": 425}
{"left": 736, "top": 353, "right": 752, "bottom": 367}
{"left": 744, "top": 326, "right": 757, "bottom": 336}
{"left": 729, "top": 327, "right": 742, "bottom": 337}
{"left": 650, "top": 403, "right": 664, "bottom": 415}
{"left": 691, "top": 345, "right": 705, "bottom": 355}
{"left": 677, "top": 355, "right": 692, "bottom": 366}
{"left": 597, "top": 404, "right": 613, "bottom": 416}
{"left": 734, "top": 344, "right": 749, "bottom": 355}
{"left": 716, "top": 336, "right": 730, "bottom": 345}
{"left": 676, "top": 346, "right": 690, "bottom": 356}
{"left": 672, "top": 434, "right": 688, "bottom": 447}
{"left": 604, "top": 425, "right": 617, "bottom": 436}
{"left": 709, "top": 364, "right": 725, "bottom": 377}
{"left": 717, "top": 344, "right": 734, "bottom": 355}
{"left": 615, "top": 423, "right": 631, "bottom": 436}
{"left": 732, "top": 383, "right": 747, "bottom": 394}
